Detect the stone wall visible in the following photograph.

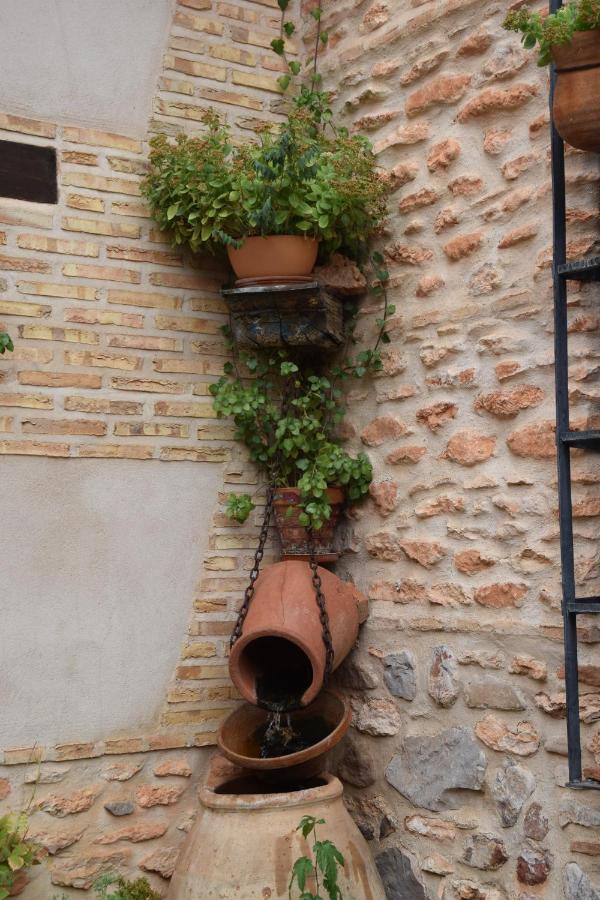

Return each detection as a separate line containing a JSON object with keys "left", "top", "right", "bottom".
{"left": 311, "top": 1, "right": 600, "bottom": 898}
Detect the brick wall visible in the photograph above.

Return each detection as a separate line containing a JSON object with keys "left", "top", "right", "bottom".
{"left": 0, "top": 1, "right": 286, "bottom": 895}
{"left": 309, "top": 1, "right": 600, "bottom": 898}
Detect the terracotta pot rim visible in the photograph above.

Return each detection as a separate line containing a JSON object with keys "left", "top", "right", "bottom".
{"left": 229, "top": 626, "right": 323, "bottom": 707}
{"left": 216, "top": 690, "right": 351, "bottom": 775}
{"left": 551, "top": 27, "right": 600, "bottom": 69}
{"left": 200, "top": 771, "right": 343, "bottom": 811}
{"left": 273, "top": 486, "right": 345, "bottom": 503}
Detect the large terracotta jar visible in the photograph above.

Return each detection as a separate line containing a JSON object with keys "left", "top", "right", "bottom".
{"left": 228, "top": 561, "right": 367, "bottom": 708}
{"left": 168, "top": 761, "right": 386, "bottom": 900}
{"left": 552, "top": 29, "right": 600, "bottom": 152}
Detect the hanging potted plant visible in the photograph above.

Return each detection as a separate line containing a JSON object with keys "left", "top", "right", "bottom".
{"left": 504, "top": 0, "right": 600, "bottom": 151}
{"left": 211, "top": 354, "right": 373, "bottom": 560}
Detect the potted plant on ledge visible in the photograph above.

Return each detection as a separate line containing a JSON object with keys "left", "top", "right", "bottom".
{"left": 504, "top": 0, "right": 600, "bottom": 151}
{"left": 142, "top": 104, "right": 387, "bottom": 283}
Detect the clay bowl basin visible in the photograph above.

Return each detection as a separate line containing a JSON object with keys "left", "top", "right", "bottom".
{"left": 218, "top": 690, "right": 350, "bottom": 786}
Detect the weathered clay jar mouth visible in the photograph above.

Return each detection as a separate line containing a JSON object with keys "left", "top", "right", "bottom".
{"left": 217, "top": 689, "right": 351, "bottom": 776}
{"left": 228, "top": 561, "right": 363, "bottom": 709}
{"left": 200, "top": 770, "right": 343, "bottom": 811}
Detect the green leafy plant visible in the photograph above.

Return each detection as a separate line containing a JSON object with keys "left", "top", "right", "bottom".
{"left": 504, "top": 0, "right": 600, "bottom": 65}
{"left": 142, "top": 105, "right": 387, "bottom": 261}
{"left": 92, "top": 873, "right": 161, "bottom": 900}
{"left": 289, "top": 816, "right": 344, "bottom": 900}
{"left": 0, "top": 333, "right": 13, "bottom": 355}
{"left": 214, "top": 255, "right": 391, "bottom": 530}
{"left": 225, "top": 493, "right": 256, "bottom": 524}
{"left": 214, "top": 352, "right": 373, "bottom": 530}
{"left": 0, "top": 813, "right": 40, "bottom": 900}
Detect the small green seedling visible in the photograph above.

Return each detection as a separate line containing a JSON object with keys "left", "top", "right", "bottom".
{"left": 289, "top": 816, "right": 345, "bottom": 900}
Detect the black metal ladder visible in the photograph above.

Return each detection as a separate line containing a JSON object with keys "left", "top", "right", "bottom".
{"left": 550, "top": 0, "right": 600, "bottom": 788}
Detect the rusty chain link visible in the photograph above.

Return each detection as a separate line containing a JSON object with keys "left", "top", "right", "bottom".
{"left": 229, "top": 482, "right": 274, "bottom": 650}
{"left": 308, "top": 530, "right": 335, "bottom": 681}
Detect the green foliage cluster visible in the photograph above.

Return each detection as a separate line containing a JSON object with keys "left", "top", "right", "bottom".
{"left": 289, "top": 816, "right": 344, "bottom": 900}
{"left": 0, "top": 814, "right": 40, "bottom": 900}
{"left": 142, "top": 104, "right": 387, "bottom": 261}
{"left": 92, "top": 874, "right": 161, "bottom": 900}
{"left": 53, "top": 874, "right": 160, "bottom": 900}
{"left": 211, "top": 354, "right": 373, "bottom": 531}
{"left": 212, "top": 255, "right": 392, "bottom": 530}
{"left": 0, "top": 333, "right": 13, "bottom": 355}
{"left": 504, "top": 0, "right": 600, "bottom": 64}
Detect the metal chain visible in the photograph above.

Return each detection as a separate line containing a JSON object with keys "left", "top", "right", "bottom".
{"left": 308, "top": 531, "right": 335, "bottom": 680}
{"left": 229, "top": 483, "right": 275, "bottom": 649}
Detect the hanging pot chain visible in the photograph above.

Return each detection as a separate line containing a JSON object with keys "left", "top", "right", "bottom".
{"left": 308, "top": 531, "right": 335, "bottom": 680}
{"left": 229, "top": 482, "right": 274, "bottom": 650}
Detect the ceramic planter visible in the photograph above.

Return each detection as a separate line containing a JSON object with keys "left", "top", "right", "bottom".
{"left": 169, "top": 761, "right": 387, "bottom": 900}
{"left": 227, "top": 235, "right": 319, "bottom": 280}
{"left": 552, "top": 29, "right": 600, "bottom": 152}
{"left": 218, "top": 689, "right": 351, "bottom": 783}
{"left": 8, "top": 873, "right": 28, "bottom": 897}
{"left": 273, "top": 486, "right": 344, "bottom": 563}
{"left": 228, "top": 560, "right": 366, "bottom": 708}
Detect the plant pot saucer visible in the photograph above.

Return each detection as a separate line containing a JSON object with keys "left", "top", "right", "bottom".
{"left": 234, "top": 275, "right": 315, "bottom": 288}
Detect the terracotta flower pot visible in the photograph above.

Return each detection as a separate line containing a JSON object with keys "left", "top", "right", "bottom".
{"left": 168, "top": 761, "right": 387, "bottom": 900}
{"left": 273, "top": 486, "right": 344, "bottom": 563}
{"left": 8, "top": 873, "right": 28, "bottom": 896}
{"left": 226, "top": 235, "right": 319, "bottom": 280}
{"left": 228, "top": 560, "right": 366, "bottom": 708}
{"left": 552, "top": 29, "right": 600, "bottom": 152}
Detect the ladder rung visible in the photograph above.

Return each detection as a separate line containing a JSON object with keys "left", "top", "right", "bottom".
{"left": 567, "top": 597, "right": 600, "bottom": 613}
{"left": 561, "top": 431, "right": 600, "bottom": 450}
{"left": 557, "top": 256, "right": 600, "bottom": 281}
{"left": 568, "top": 780, "right": 600, "bottom": 791}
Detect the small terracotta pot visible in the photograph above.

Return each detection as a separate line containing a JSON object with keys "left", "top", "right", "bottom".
{"left": 8, "top": 873, "right": 28, "bottom": 896}
{"left": 552, "top": 29, "right": 600, "bottom": 152}
{"left": 226, "top": 235, "right": 319, "bottom": 280}
{"left": 273, "top": 486, "right": 344, "bottom": 563}
{"left": 228, "top": 560, "right": 364, "bottom": 708}
{"left": 168, "top": 762, "right": 387, "bottom": 900}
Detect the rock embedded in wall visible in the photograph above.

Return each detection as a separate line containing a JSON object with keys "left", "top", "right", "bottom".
{"left": 383, "top": 651, "right": 417, "bottom": 701}
{"left": 375, "top": 847, "right": 427, "bottom": 900}
{"left": 490, "top": 759, "right": 535, "bottom": 828}
{"left": 386, "top": 726, "right": 487, "bottom": 811}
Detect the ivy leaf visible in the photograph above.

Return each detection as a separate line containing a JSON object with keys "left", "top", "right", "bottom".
{"left": 277, "top": 74, "right": 292, "bottom": 91}
{"left": 310, "top": 6, "right": 321, "bottom": 19}
{"left": 291, "top": 856, "right": 314, "bottom": 892}
{"left": 271, "top": 37, "right": 285, "bottom": 55}
{"left": 284, "top": 21, "right": 295, "bottom": 36}
{"left": 277, "top": 0, "right": 290, "bottom": 8}
{"left": 289, "top": 60, "right": 301, "bottom": 75}
{"left": 319, "top": 30, "right": 329, "bottom": 43}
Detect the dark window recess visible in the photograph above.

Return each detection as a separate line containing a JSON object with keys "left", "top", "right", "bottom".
{"left": 0, "top": 140, "right": 57, "bottom": 204}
